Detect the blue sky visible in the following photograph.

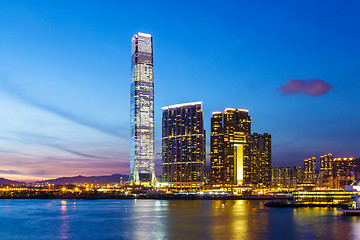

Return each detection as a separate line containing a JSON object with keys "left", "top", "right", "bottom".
{"left": 0, "top": 0, "right": 359, "bottom": 180}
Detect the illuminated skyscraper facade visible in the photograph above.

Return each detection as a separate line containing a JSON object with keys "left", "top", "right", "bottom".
{"left": 251, "top": 133, "right": 272, "bottom": 186}
{"left": 210, "top": 109, "right": 251, "bottom": 186}
{"left": 210, "top": 112, "right": 225, "bottom": 184}
{"left": 162, "top": 102, "right": 206, "bottom": 185}
{"left": 129, "top": 32, "right": 155, "bottom": 183}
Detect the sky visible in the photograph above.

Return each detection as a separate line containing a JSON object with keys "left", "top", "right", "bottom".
{"left": 0, "top": 0, "right": 359, "bottom": 181}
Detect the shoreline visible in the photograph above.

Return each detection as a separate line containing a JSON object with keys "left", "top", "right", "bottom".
{"left": 0, "top": 196, "right": 349, "bottom": 208}
{"left": 0, "top": 195, "right": 290, "bottom": 200}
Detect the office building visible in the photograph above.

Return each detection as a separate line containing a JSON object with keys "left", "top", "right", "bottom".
{"left": 129, "top": 32, "right": 155, "bottom": 184}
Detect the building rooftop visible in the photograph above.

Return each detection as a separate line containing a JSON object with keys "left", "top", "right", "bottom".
{"left": 224, "top": 108, "right": 249, "bottom": 112}
{"left": 138, "top": 32, "right": 152, "bottom": 37}
{"left": 162, "top": 102, "right": 203, "bottom": 110}
{"left": 212, "top": 111, "right": 223, "bottom": 115}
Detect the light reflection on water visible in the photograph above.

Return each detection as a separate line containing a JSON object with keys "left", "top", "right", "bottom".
{"left": 59, "top": 200, "right": 69, "bottom": 240}
{"left": 0, "top": 199, "right": 359, "bottom": 240}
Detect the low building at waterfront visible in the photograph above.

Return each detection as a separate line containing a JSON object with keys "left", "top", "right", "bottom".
{"left": 292, "top": 191, "right": 352, "bottom": 206}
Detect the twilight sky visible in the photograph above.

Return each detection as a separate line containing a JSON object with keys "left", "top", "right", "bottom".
{"left": 0, "top": 0, "right": 359, "bottom": 181}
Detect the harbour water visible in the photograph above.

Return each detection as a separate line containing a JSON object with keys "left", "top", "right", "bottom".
{"left": 0, "top": 199, "right": 359, "bottom": 240}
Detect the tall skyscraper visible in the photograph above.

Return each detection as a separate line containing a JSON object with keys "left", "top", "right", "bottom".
{"left": 129, "top": 32, "right": 155, "bottom": 184}
{"left": 162, "top": 102, "right": 206, "bottom": 187}
{"left": 210, "top": 108, "right": 251, "bottom": 186}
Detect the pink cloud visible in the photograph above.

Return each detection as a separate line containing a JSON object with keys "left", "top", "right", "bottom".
{"left": 279, "top": 79, "right": 333, "bottom": 96}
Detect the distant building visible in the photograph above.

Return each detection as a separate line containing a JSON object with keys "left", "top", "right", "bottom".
{"left": 210, "top": 109, "right": 251, "bottom": 186}
{"left": 333, "top": 157, "right": 354, "bottom": 178}
{"left": 318, "top": 153, "right": 334, "bottom": 188}
{"left": 270, "top": 155, "right": 357, "bottom": 190}
{"left": 291, "top": 165, "right": 304, "bottom": 188}
{"left": 320, "top": 154, "right": 333, "bottom": 179}
{"left": 271, "top": 165, "right": 315, "bottom": 189}
{"left": 271, "top": 167, "right": 285, "bottom": 187}
{"left": 304, "top": 157, "right": 316, "bottom": 181}
{"left": 251, "top": 133, "right": 272, "bottom": 186}
{"left": 271, "top": 167, "right": 279, "bottom": 187}
{"left": 162, "top": 102, "right": 206, "bottom": 188}
{"left": 284, "top": 167, "right": 292, "bottom": 188}
{"left": 354, "top": 158, "right": 360, "bottom": 179}
{"left": 333, "top": 157, "right": 355, "bottom": 188}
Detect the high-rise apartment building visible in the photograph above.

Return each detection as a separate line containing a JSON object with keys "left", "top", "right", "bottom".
{"left": 272, "top": 166, "right": 305, "bottom": 188}
{"left": 333, "top": 157, "right": 355, "bottom": 188}
{"left": 291, "top": 165, "right": 304, "bottom": 187}
{"left": 129, "top": 32, "right": 155, "bottom": 184}
{"left": 210, "top": 112, "right": 225, "bottom": 184}
{"left": 251, "top": 133, "right": 272, "bottom": 186}
{"left": 162, "top": 102, "right": 206, "bottom": 186}
{"left": 271, "top": 167, "right": 284, "bottom": 187}
{"left": 333, "top": 157, "right": 354, "bottom": 178}
{"left": 284, "top": 167, "right": 292, "bottom": 188}
{"left": 320, "top": 153, "right": 333, "bottom": 179}
{"left": 210, "top": 108, "right": 251, "bottom": 186}
{"left": 304, "top": 157, "right": 316, "bottom": 180}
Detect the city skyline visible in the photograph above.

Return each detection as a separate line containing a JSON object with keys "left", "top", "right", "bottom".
{"left": 0, "top": 1, "right": 359, "bottom": 181}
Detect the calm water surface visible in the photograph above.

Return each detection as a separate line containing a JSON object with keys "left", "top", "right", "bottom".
{"left": 0, "top": 199, "right": 359, "bottom": 240}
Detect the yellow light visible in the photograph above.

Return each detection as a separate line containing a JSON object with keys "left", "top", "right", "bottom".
{"left": 235, "top": 144, "right": 244, "bottom": 185}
